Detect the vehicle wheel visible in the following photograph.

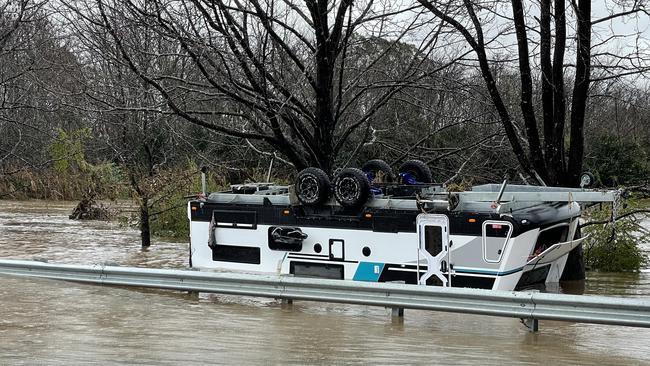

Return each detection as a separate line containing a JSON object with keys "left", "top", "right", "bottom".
{"left": 333, "top": 168, "right": 371, "bottom": 207}
{"left": 398, "top": 160, "right": 433, "bottom": 184}
{"left": 295, "top": 167, "right": 331, "bottom": 206}
{"left": 361, "top": 159, "right": 395, "bottom": 183}
{"left": 579, "top": 172, "right": 595, "bottom": 188}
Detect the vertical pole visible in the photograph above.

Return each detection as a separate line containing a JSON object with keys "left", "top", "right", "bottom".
{"left": 200, "top": 166, "right": 208, "bottom": 196}
{"left": 266, "top": 157, "right": 274, "bottom": 182}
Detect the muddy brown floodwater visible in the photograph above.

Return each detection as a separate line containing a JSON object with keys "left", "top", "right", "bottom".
{"left": 1, "top": 200, "right": 649, "bottom": 365}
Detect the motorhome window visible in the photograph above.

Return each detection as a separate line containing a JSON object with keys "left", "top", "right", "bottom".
{"left": 482, "top": 221, "right": 513, "bottom": 263}
{"left": 536, "top": 224, "right": 569, "bottom": 249}
{"left": 212, "top": 210, "right": 257, "bottom": 229}
{"left": 484, "top": 223, "right": 511, "bottom": 237}
{"left": 424, "top": 226, "right": 443, "bottom": 257}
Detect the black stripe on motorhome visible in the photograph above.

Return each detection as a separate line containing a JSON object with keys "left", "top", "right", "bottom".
{"left": 191, "top": 201, "right": 520, "bottom": 236}
{"left": 191, "top": 200, "right": 578, "bottom": 237}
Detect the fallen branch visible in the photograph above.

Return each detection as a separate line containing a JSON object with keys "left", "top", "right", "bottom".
{"left": 579, "top": 209, "right": 650, "bottom": 229}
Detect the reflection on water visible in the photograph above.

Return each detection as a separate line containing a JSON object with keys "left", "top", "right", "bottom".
{"left": 1, "top": 200, "right": 649, "bottom": 365}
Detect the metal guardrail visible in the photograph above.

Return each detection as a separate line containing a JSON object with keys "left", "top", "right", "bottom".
{"left": 0, "top": 259, "right": 648, "bottom": 331}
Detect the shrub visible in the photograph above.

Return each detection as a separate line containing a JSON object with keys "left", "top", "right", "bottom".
{"left": 583, "top": 196, "right": 649, "bottom": 272}
{"left": 586, "top": 136, "right": 649, "bottom": 186}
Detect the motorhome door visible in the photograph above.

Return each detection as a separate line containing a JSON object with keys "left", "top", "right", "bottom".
{"left": 416, "top": 214, "right": 450, "bottom": 286}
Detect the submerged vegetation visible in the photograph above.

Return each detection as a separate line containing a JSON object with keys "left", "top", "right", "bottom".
{"left": 583, "top": 196, "right": 650, "bottom": 272}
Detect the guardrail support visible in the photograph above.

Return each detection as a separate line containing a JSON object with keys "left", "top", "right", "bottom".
{"left": 281, "top": 298, "right": 293, "bottom": 308}
{"left": 523, "top": 318, "right": 539, "bottom": 332}
{"left": 391, "top": 307, "right": 404, "bottom": 319}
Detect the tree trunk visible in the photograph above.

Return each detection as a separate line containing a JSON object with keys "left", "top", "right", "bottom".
{"left": 540, "top": 0, "right": 558, "bottom": 184}
{"left": 551, "top": 0, "right": 568, "bottom": 181}
{"left": 567, "top": 0, "right": 592, "bottom": 186}
{"left": 140, "top": 197, "right": 151, "bottom": 248}
{"left": 511, "top": 0, "right": 547, "bottom": 182}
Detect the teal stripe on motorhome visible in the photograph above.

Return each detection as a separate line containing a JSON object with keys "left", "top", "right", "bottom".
{"left": 453, "top": 266, "right": 523, "bottom": 277}
{"left": 353, "top": 262, "right": 385, "bottom": 282}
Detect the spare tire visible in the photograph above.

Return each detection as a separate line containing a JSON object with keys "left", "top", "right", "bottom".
{"left": 333, "top": 168, "right": 371, "bottom": 207}
{"left": 361, "top": 159, "right": 395, "bottom": 183}
{"left": 579, "top": 172, "right": 595, "bottom": 188}
{"left": 399, "top": 160, "right": 433, "bottom": 184}
{"left": 295, "top": 167, "right": 331, "bottom": 206}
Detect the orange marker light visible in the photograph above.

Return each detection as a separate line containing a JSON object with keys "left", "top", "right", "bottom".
{"left": 364, "top": 213, "right": 373, "bottom": 219}
{"left": 282, "top": 209, "right": 291, "bottom": 215}
{"left": 468, "top": 218, "right": 477, "bottom": 223}
{"left": 191, "top": 206, "right": 198, "bottom": 211}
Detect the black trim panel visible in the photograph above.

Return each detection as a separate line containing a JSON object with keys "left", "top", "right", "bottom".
{"left": 290, "top": 261, "right": 344, "bottom": 280}
{"left": 378, "top": 264, "right": 496, "bottom": 289}
{"left": 451, "top": 275, "right": 495, "bottom": 289}
{"left": 378, "top": 266, "right": 419, "bottom": 284}
{"left": 212, "top": 244, "right": 260, "bottom": 264}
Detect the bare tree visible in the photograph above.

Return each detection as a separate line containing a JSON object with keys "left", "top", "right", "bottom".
{"left": 0, "top": 0, "right": 83, "bottom": 177}
{"left": 90, "top": 0, "right": 458, "bottom": 174}
{"left": 417, "top": 0, "right": 650, "bottom": 186}
{"left": 60, "top": 0, "right": 196, "bottom": 246}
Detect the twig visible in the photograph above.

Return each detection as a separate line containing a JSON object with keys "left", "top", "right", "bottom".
{"left": 579, "top": 209, "right": 650, "bottom": 229}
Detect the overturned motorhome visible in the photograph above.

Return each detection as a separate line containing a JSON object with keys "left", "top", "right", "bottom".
{"left": 188, "top": 160, "right": 615, "bottom": 291}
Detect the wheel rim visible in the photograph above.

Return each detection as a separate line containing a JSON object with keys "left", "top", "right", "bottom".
{"left": 402, "top": 171, "right": 418, "bottom": 184}
{"left": 299, "top": 176, "right": 319, "bottom": 201}
{"left": 337, "top": 176, "right": 359, "bottom": 201}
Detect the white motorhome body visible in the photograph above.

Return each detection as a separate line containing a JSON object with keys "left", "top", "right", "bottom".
{"left": 188, "top": 184, "right": 610, "bottom": 291}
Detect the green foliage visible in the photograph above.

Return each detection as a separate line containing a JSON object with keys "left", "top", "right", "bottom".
{"left": 49, "top": 128, "right": 92, "bottom": 173}
{"left": 147, "top": 161, "right": 294, "bottom": 240}
{"left": 149, "top": 191, "right": 190, "bottom": 240}
{"left": 148, "top": 162, "right": 227, "bottom": 240}
{"left": 583, "top": 197, "right": 649, "bottom": 272}
{"left": 446, "top": 180, "right": 473, "bottom": 192}
{"left": 1, "top": 126, "right": 130, "bottom": 200}
{"left": 84, "top": 162, "right": 126, "bottom": 200}
{"left": 586, "top": 135, "right": 649, "bottom": 186}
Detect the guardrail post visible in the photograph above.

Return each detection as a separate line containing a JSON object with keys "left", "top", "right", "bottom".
{"left": 391, "top": 307, "right": 404, "bottom": 319}
{"left": 281, "top": 298, "right": 293, "bottom": 308}
{"left": 523, "top": 290, "right": 539, "bottom": 332}
{"left": 523, "top": 318, "right": 539, "bottom": 332}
